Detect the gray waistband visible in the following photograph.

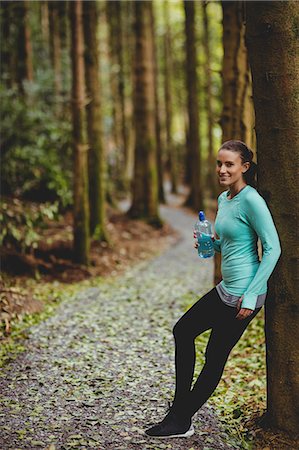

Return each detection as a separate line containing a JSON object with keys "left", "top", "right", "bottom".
{"left": 216, "top": 283, "right": 266, "bottom": 309}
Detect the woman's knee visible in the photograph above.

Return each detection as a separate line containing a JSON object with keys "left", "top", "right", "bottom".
{"left": 173, "top": 318, "right": 191, "bottom": 341}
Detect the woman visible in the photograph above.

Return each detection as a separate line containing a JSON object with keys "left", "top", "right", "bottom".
{"left": 145, "top": 140, "right": 281, "bottom": 438}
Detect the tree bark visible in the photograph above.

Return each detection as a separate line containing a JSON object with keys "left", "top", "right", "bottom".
{"left": 129, "top": 1, "right": 161, "bottom": 226}
{"left": 163, "top": 0, "right": 177, "bottom": 194}
{"left": 115, "top": 2, "right": 129, "bottom": 185}
{"left": 221, "top": 1, "right": 253, "bottom": 144}
{"left": 150, "top": 2, "right": 165, "bottom": 204}
{"left": 83, "top": 0, "right": 107, "bottom": 241}
{"left": 184, "top": 0, "right": 203, "bottom": 211}
{"left": 202, "top": 1, "right": 218, "bottom": 198}
{"left": 15, "top": 0, "right": 34, "bottom": 91}
{"left": 246, "top": 0, "right": 299, "bottom": 434}
{"left": 0, "top": 1, "right": 13, "bottom": 86}
{"left": 106, "top": 1, "right": 129, "bottom": 188}
{"left": 215, "top": 1, "right": 255, "bottom": 285}
{"left": 69, "top": 0, "right": 90, "bottom": 264}
{"left": 49, "top": 1, "right": 62, "bottom": 100}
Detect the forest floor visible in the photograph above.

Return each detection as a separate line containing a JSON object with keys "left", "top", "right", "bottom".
{"left": 1, "top": 190, "right": 298, "bottom": 450}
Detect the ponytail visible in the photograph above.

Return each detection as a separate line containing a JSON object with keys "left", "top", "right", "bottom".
{"left": 244, "top": 160, "right": 257, "bottom": 188}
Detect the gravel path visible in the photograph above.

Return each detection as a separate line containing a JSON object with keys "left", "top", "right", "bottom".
{"left": 0, "top": 200, "right": 236, "bottom": 450}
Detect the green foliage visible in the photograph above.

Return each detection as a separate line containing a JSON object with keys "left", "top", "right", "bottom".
{"left": 0, "top": 83, "right": 72, "bottom": 208}
{"left": 0, "top": 198, "right": 60, "bottom": 252}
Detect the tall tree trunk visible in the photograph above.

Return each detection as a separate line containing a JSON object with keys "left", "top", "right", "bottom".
{"left": 106, "top": 1, "right": 124, "bottom": 184}
{"left": 129, "top": 1, "right": 161, "bottom": 226}
{"left": 83, "top": 0, "right": 107, "bottom": 241}
{"left": 163, "top": 0, "right": 177, "bottom": 194}
{"left": 49, "top": 1, "right": 62, "bottom": 100}
{"left": 215, "top": 1, "right": 254, "bottom": 285}
{"left": 150, "top": 2, "right": 165, "bottom": 204}
{"left": 15, "top": 0, "right": 34, "bottom": 91}
{"left": 246, "top": 0, "right": 299, "bottom": 434}
{"left": 202, "top": 1, "right": 218, "bottom": 198}
{"left": 69, "top": 0, "right": 90, "bottom": 265}
{"left": 123, "top": 0, "right": 135, "bottom": 182}
{"left": 0, "top": 1, "right": 13, "bottom": 87}
{"left": 40, "top": 1, "right": 49, "bottom": 45}
{"left": 221, "top": 1, "right": 253, "bottom": 144}
{"left": 184, "top": 0, "right": 203, "bottom": 211}
{"left": 115, "top": 2, "right": 129, "bottom": 186}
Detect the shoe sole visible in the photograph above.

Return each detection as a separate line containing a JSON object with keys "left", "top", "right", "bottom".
{"left": 145, "top": 425, "right": 195, "bottom": 439}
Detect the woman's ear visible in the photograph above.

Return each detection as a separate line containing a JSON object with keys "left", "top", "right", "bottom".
{"left": 242, "top": 162, "right": 250, "bottom": 173}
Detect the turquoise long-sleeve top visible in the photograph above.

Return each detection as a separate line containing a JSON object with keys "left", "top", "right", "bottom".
{"left": 213, "top": 185, "right": 281, "bottom": 310}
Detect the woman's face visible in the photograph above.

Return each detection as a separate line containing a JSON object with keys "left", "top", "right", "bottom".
{"left": 216, "top": 149, "right": 250, "bottom": 188}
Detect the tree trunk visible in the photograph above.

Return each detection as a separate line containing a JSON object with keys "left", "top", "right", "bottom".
{"left": 202, "top": 1, "right": 218, "bottom": 198}
{"left": 150, "top": 2, "right": 165, "bottom": 204}
{"left": 0, "top": 1, "right": 13, "bottom": 87}
{"left": 69, "top": 0, "right": 90, "bottom": 265}
{"left": 83, "top": 0, "right": 107, "bottom": 241}
{"left": 221, "top": 1, "right": 253, "bottom": 144}
{"left": 106, "top": 1, "right": 123, "bottom": 183}
{"left": 215, "top": 1, "right": 254, "bottom": 285}
{"left": 15, "top": 0, "right": 34, "bottom": 91}
{"left": 115, "top": 2, "right": 129, "bottom": 186}
{"left": 49, "top": 1, "right": 62, "bottom": 100}
{"left": 246, "top": 0, "right": 299, "bottom": 434}
{"left": 129, "top": 1, "right": 161, "bottom": 226}
{"left": 163, "top": 0, "right": 177, "bottom": 194}
{"left": 40, "top": 1, "right": 49, "bottom": 45}
{"left": 184, "top": 0, "right": 203, "bottom": 211}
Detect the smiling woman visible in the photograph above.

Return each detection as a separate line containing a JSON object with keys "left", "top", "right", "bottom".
{"left": 216, "top": 140, "right": 257, "bottom": 198}
{"left": 145, "top": 139, "right": 281, "bottom": 439}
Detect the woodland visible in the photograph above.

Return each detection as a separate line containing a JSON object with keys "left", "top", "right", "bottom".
{"left": 0, "top": 1, "right": 298, "bottom": 449}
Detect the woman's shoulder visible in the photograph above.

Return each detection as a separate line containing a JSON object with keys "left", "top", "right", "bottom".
{"left": 242, "top": 186, "right": 268, "bottom": 211}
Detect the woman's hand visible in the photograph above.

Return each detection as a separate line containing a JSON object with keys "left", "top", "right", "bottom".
{"left": 236, "top": 295, "right": 254, "bottom": 320}
{"left": 193, "top": 231, "right": 198, "bottom": 249}
{"left": 193, "top": 231, "right": 215, "bottom": 249}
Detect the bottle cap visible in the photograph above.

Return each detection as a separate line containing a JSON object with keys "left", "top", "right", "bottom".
{"left": 199, "top": 211, "right": 205, "bottom": 221}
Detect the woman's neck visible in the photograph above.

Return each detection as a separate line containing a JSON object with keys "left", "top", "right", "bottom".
{"left": 228, "top": 182, "right": 247, "bottom": 199}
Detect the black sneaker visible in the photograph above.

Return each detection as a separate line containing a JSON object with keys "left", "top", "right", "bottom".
{"left": 145, "top": 414, "right": 194, "bottom": 438}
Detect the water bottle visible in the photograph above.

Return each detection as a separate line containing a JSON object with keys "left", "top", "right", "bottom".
{"left": 194, "top": 211, "right": 215, "bottom": 258}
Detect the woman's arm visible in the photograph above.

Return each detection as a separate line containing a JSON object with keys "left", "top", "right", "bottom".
{"left": 241, "top": 193, "right": 281, "bottom": 310}
{"left": 212, "top": 236, "right": 221, "bottom": 253}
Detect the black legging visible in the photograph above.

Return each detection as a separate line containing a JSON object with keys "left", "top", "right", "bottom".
{"left": 172, "top": 287, "right": 262, "bottom": 418}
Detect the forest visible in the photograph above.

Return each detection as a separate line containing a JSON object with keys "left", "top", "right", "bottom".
{"left": 0, "top": 1, "right": 298, "bottom": 449}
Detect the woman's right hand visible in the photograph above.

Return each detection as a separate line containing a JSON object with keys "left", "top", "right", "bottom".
{"left": 193, "top": 231, "right": 215, "bottom": 250}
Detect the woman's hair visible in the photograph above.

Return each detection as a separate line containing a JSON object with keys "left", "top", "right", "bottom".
{"left": 219, "top": 140, "right": 257, "bottom": 188}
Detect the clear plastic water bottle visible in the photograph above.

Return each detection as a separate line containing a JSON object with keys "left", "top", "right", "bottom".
{"left": 194, "top": 211, "right": 215, "bottom": 258}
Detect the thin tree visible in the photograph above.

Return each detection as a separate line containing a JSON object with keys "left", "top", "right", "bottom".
{"left": 69, "top": 0, "right": 90, "bottom": 264}
{"left": 129, "top": 1, "right": 161, "bottom": 226}
{"left": 15, "top": 0, "right": 34, "bottom": 92}
{"left": 150, "top": 3, "right": 165, "bottom": 204}
{"left": 184, "top": 0, "right": 203, "bottom": 211}
{"left": 49, "top": 1, "right": 62, "bottom": 100}
{"left": 246, "top": 0, "right": 299, "bottom": 434}
{"left": 40, "top": 1, "right": 49, "bottom": 45}
{"left": 106, "top": 0, "right": 129, "bottom": 187}
{"left": 83, "top": 0, "right": 107, "bottom": 241}
{"left": 0, "top": 2, "right": 13, "bottom": 87}
{"left": 163, "top": 0, "right": 177, "bottom": 194}
{"left": 202, "top": 1, "right": 218, "bottom": 198}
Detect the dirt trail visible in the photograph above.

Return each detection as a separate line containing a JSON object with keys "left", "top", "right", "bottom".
{"left": 0, "top": 198, "right": 235, "bottom": 449}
